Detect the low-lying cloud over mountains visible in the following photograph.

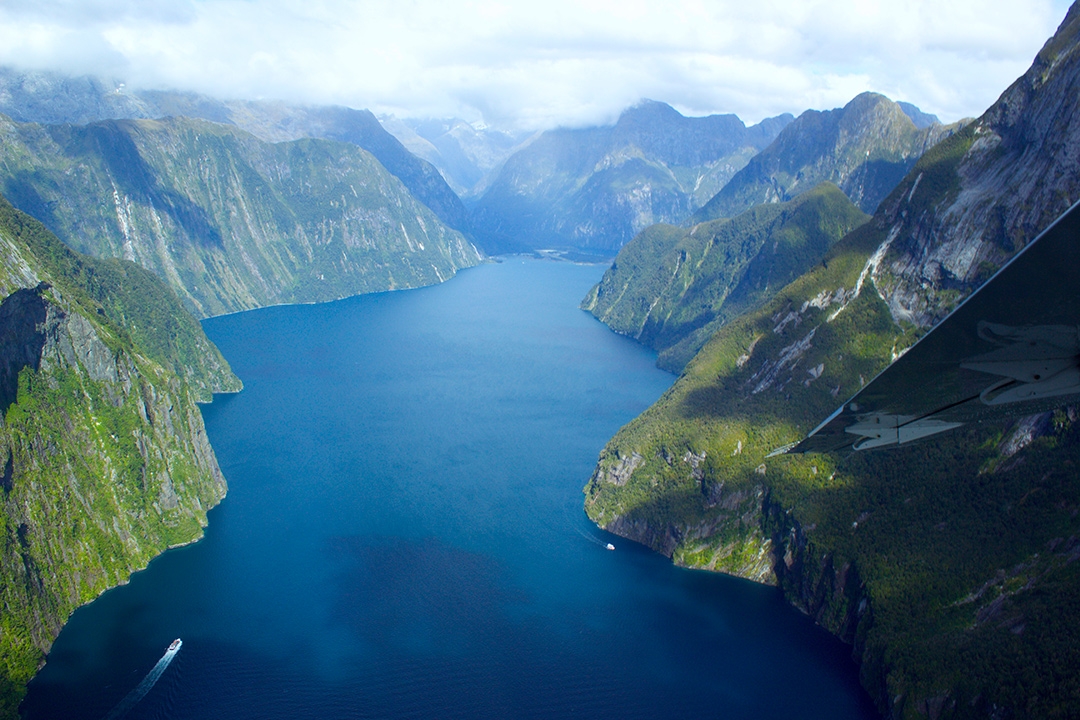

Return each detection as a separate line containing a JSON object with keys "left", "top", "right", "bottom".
{"left": 0, "top": 0, "right": 1069, "bottom": 130}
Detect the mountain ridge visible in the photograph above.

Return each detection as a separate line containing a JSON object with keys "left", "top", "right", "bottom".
{"left": 581, "top": 182, "right": 869, "bottom": 371}
{"left": 693, "top": 92, "right": 962, "bottom": 222}
{"left": 0, "top": 113, "right": 482, "bottom": 317}
{"left": 584, "top": 5, "right": 1080, "bottom": 717}
{"left": 470, "top": 100, "right": 794, "bottom": 254}
{"left": 0, "top": 68, "right": 471, "bottom": 237}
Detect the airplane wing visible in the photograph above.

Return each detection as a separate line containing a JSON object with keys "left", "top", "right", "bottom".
{"left": 775, "top": 199, "right": 1080, "bottom": 455}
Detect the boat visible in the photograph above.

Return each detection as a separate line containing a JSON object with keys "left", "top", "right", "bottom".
{"left": 167, "top": 638, "right": 182, "bottom": 653}
{"left": 606, "top": 543, "right": 615, "bottom": 551}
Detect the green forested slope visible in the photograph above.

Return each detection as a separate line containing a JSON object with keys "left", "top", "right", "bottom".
{"left": 693, "top": 93, "right": 961, "bottom": 222}
{"left": 582, "top": 183, "right": 868, "bottom": 371}
{"left": 0, "top": 70, "right": 473, "bottom": 239}
{"left": 586, "top": 209, "right": 1080, "bottom": 718}
{"left": 0, "top": 196, "right": 238, "bottom": 715}
{"left": 0, "top": 115, "right": 482, "bottom": 317}
{"left": 585, "top": 5, "right": 1080, "bottom": 717}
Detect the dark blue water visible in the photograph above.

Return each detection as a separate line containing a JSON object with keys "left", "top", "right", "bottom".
{"left": 23, "top": 259, "right": 876, "bottom": 720}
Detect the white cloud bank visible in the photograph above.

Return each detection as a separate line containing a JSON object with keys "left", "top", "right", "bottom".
{"left": 0, "top": 0, "right": 1071, "bottom": 129}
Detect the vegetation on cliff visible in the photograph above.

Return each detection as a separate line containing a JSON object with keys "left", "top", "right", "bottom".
{"left": 0, "top": 70, "right": 472, "bottom": 239}
{"left": 586, "top": 5, "right": 1080, "bottom": 717}
{"left": 693, "top": 92, "right": 963, "bottom": 222}
{"left": 0, "top": 196, "right": 239, "bottom": 716}
{"left": 0, "top": 114, "right": 482, "bottom": 317}
{"left": 582, "top": 183, "right": 869, "bottom": 371}
{"left": 586, "top": 201, "right": 1080, "bottom": 718}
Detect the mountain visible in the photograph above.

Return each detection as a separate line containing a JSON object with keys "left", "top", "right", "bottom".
{"left": 469, "top": 101, "right": 794, "bottom": 254}
{"left": 897, "top": 101, "right": 941, "bottom": 129}
{"left": 0, "top": 194, "right": 240, "bottom": 716}
{"left": 582, "top": 183, "right": 869, "bottom": 371}
{"left": 0, "top": 114, "right": 482, "bottom": 317}
{"left": 154, "top": 99, "right": 476, "bottom": 236}
{"left": 584, "top": 5, "right": 1080, "bottom": 717}
{"left": 0, "top": 68, "right": 471, "bottom": 236}
{"left": 693, "top": 93, "right": 961, "bottom": 222}
{"left": 581, "top": 96, "right": 956, "bottom": 371}
{"left": 379, "top": 115, "right": 532, "bottom": 197}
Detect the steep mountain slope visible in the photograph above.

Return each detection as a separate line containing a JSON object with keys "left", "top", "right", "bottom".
{"left": 585, "top": 5, "right": 1080, "bottom": 718}
{"left": 470, "top": 101, "right": 793, "bottom": 254}
{"left": 0, "top": 69, "right": 471, "bottom": 236}
{"left": 0, "top": 115, "right": 482, "bottom": 317}
{"left": 694, "top": 93, "right": 961, "bottom": 222}
{"left": 0, "top": 195, "right": 240, "bottom": 716}
{"left": 582, "top": 183, "right": 868, "bottom": 371}
{"left": 379, "top": 115, "right": 532, "bottom": 197}
{"left": 166, "top": 100, "right": 475, "bottom": 236}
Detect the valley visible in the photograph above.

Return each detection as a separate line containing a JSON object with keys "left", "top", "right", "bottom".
{"left": 0, "top": 4, "right": 1076, "bottom": 719}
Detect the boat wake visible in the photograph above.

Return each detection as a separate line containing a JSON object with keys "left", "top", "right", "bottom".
{"left": 103, "top": 639, "right": 182, "bottom": 720}
{"left": 568, "top": 511, "right": 616, "bottom": 550}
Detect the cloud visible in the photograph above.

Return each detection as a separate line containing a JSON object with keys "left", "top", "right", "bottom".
{"left": 0, "top": 0, "right": 1071, "bottom": 128}
{"left": 0, "top": 0, "right": 196, "bottom": 26}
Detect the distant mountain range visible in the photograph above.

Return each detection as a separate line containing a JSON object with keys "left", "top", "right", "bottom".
{"left": 379, "top": 115, "right": 532, "bottom": 198}
{"left": 583, "top": 5, "right": 1080, "bottom": 717}
{"left": 582, "top": 94, "right": 958, "bottom": 372}
{"left": 0, "top": 67, "right": 955, "bottom": 262}
{"left": 468, "top": 94, "right": 954, "bottom": 257}
{"left": 469, "top": 100, "right": 794, "bottom": 254}
{"left": 692, "top": 92, "right": 962, "bottom": 222}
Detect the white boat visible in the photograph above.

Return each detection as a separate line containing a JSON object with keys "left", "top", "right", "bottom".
{"left": 167, "top": 638, "right": 182, "bottom": 653}
{"left": 606, "top": 543, "right": 615, "bottom": 551}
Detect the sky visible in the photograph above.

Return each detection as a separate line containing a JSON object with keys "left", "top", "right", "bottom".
{"left": 0, "top": 0, "right": 1072, "bottom": 130}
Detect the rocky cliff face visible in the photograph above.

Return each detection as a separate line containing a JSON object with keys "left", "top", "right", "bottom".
{"left": 871, "top": 10, "right": 1080, "bottom": 330}
{"left": 0, "top": 197, "right": 238, "bottom": 716}
{"left": 582, "top": 183, "right": 869, "bottom": 371}
{"left": 470, "top": 101, "right": 793, "bottom": 254}
{"left": 205, "top": 102, "right": 475, "bottom": 236}
{"left": 0, "top": 115, "right": 482, "bottom": 317}
{"left": 0, "top": 69, "right": 471, "bottom": 238}
{"left": 694, "top": 93, "right": 961, "bottom": 222}
{"left": 586, "top": 5, "right": 1080, "bottom": 718}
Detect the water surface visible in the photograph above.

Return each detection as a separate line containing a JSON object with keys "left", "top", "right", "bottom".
{"left": 24, "top": 258, "right": 876, "bottom": 719}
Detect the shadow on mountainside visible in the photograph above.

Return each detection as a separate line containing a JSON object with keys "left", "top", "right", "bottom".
{"left": 67, "top": 122, "right": 225, "bottom": 249}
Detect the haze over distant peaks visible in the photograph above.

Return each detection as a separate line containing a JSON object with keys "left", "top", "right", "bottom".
{"left": 0, "top": 67, "right": 471, "bottom": 237}
{"left": 379, "top": 115, "right": 533, "bottom": 198}
{"left": 897, "top": 101, "right": 941, "bottom": 129}
{"left": 469, "top": 100, "right": 795, "bottom": 255}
